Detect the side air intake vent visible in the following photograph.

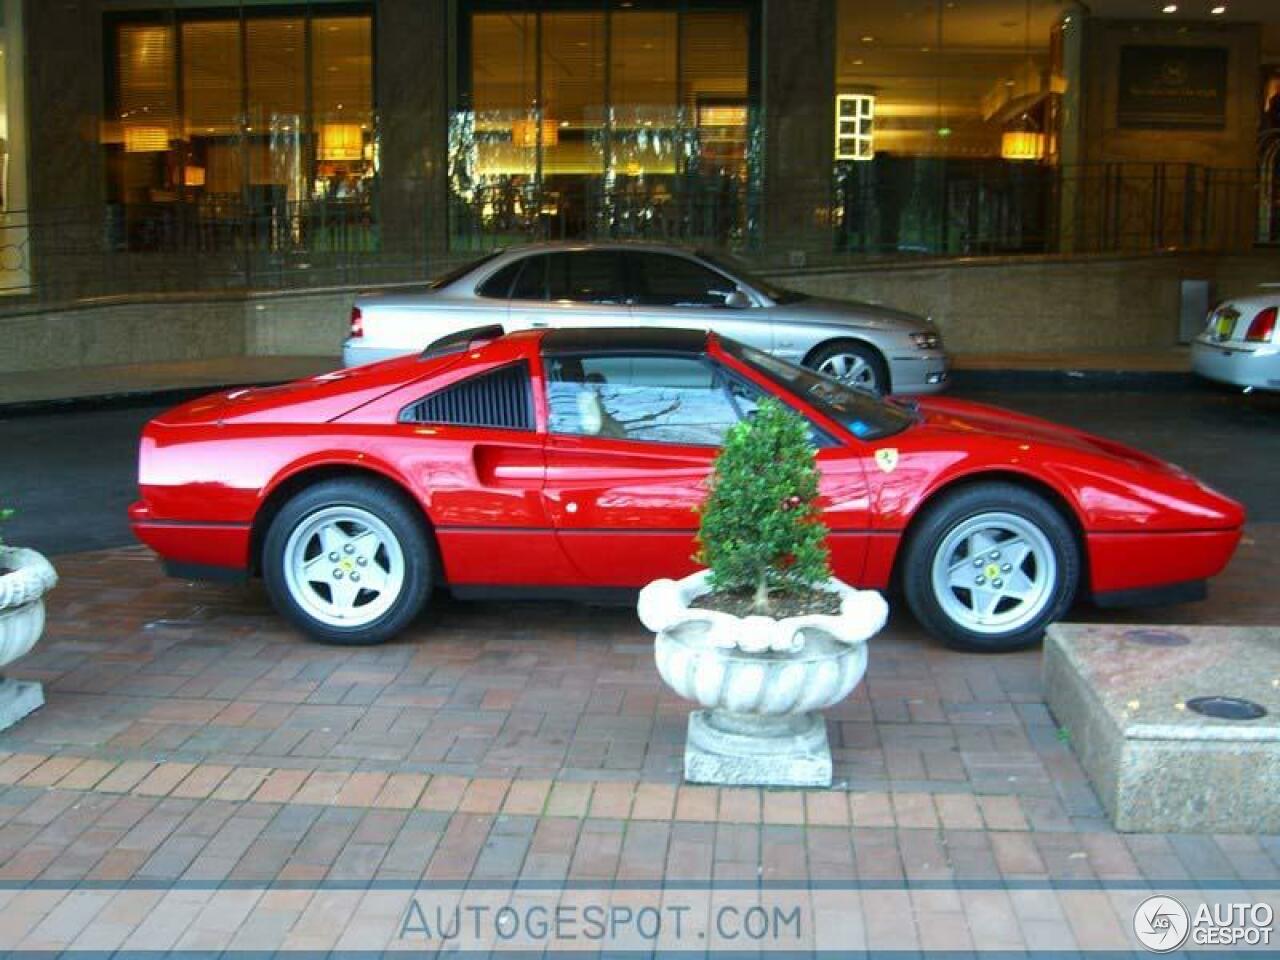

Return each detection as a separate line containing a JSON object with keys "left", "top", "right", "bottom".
{"left": 401, "top": 362, "right": 533, "bottom": 431}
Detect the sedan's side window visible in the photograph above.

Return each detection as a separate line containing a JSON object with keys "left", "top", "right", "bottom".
{"left": 475, "top": 260, "right": 524, "bottom": 299}
{"left": 631, "top": 253, "right": 739, "bottom": 308}
{"left": 546, "top": 353, "right": 741, "bottom": 447}
{"left": 509, "top": 255, "right": 548, "bottom": 301}
{"left": 546, "top": 252, "right": 627, "bottom": 305}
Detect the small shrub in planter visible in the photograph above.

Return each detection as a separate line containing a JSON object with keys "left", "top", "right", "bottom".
{"left": 694, "top": 398, "right": 833, "bottom": 619}
{"left": 637, "top": 399, "right": 888, "bottom": 786}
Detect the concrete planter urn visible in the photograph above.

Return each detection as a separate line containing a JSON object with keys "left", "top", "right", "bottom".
{"left": 0, "top": 547, "right": 56, "bottom": 728}
{"left": 638, "top": 570, "right": 888, "bottom": 787}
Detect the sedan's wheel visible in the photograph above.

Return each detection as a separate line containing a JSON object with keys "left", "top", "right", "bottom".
{"left": 808, "top": 341, "right": 888, "bottom": 395}
{"left": 902, "top": 483, "right": 1078, "bottom": 652}
{"left": 263, "top": 479, "right": 432, "bottom": 645}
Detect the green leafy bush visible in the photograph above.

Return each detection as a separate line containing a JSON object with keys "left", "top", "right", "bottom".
{"left": 0, "top": 507, "right": 11, "bottom": 547}
{"left": 695, "top": 398, "right": 832, "bottom": 616}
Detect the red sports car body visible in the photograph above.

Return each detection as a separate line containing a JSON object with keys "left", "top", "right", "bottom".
{"left": 130, "top": 327, "right": 1243, "bottom": 650}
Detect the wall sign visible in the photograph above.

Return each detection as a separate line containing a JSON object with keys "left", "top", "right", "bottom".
{"left": 1118, "top": 45, "right": 1228, "bottom": 130}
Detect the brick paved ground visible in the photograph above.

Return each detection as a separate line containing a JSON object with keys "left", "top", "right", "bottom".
{"left": 0, "top": 525, "right": 1274, "bottom": 950}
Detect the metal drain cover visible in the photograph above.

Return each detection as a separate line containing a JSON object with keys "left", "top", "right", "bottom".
{"left": 1123, "top": 628, "right": 1191, "bottom": 647}
{"left": 1184, "top": 696, "right": 1268, "bottom": 721}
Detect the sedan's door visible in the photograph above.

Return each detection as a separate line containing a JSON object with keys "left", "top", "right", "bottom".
{"left": 507, "top": 251, "right": 634, "bottom": 332}
{"left": 625, "top": 251, "right": 774, "bottom": 351}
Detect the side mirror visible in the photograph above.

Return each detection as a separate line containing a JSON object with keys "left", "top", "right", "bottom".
{"left": 723, "top": 288, "right": 752, "bottom": 310}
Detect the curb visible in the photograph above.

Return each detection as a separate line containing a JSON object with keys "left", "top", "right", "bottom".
{"left": 0, "top": 383, "right": 274, "bottom": 419}
{"left": 947, "top": 368, "right": 1199, "bottom": 392}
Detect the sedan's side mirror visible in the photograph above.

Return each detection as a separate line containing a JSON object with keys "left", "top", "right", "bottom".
{"left": 722, "top": 288, "right": 752, "bottom": 310}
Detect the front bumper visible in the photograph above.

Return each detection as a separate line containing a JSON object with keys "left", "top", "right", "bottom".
{"left": 1190, "top": 339, "right": 1280, "bottom": 391}
{"left": 887, "top": 350, "right": 951, "bottom": 395}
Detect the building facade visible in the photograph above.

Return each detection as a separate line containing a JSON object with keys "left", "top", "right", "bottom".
{"left": 4, "top": 0, "right": 1279, "bottom": 339}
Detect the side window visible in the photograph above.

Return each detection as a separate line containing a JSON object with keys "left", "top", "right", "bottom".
{"left": 400, "top": 362, "right": 534, "bottom": 431}
{"left": 547, "top": 252, "right": 626, "bottom": 305}
{"left": 510, "top": 255, "right": 548, "bottom": 301}
{"left": 475, "top": 261, "right": 524, "bottom": 299}
{"left": 723, "top": 373, "right": 836, "bottom": 448}
{"left": 546, "top": 353, "right": 741, "bottom": 446}
{"left": 631, "top": 253, "right": 737, "bottom": 308}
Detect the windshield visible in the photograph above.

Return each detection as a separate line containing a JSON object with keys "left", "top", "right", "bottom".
{"left": 695, "top": 250, "right": 810, "bottom": 304}
{"left": 721, "top": 341, "right": 915, "bottom": 441}
{"left": 429, "top": 251, "right": 504, "bottom": 290}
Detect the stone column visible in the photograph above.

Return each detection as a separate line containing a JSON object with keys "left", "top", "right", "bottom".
{"left": 761, "top": 0, "right": 836, "bottom": 265}
{"left": 375, "top": 0, "right": 451, "bottom": 278}
{"left": 24, "top": 0, "right": 105, "bottom": 300}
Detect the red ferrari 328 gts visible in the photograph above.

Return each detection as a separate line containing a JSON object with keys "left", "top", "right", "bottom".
{"left": 130, "top": 326, "right": 1243, "bottom": 652}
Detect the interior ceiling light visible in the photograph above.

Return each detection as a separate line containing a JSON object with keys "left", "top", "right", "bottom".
{"left": 1161, "top": 3, "right": 1178, "bottom": 11}
{"left": 1210, "top": 4, "right": 1226, "bottom": 12}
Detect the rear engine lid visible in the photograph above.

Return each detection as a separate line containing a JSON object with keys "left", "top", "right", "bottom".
{"left": 151, "top": 353, "right": 454, "bottom": 427}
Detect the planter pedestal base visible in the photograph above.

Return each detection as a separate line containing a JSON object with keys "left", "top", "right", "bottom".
{"left": 684, "top": 709, "right": 832, "bottom": 787}
{"left": 0, "top": 679, "right": 43, "bottom": 732}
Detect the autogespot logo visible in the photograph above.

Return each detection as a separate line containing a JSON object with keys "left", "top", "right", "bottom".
{"left": 1134, "top": 895, "right": 1190, "bottom": 952}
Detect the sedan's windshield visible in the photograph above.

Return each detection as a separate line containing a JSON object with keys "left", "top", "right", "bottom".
{"left": 721, "top": 341, "right": 915, "bottom": 441}
{"left": 695, "top": 250, "right": 810, "bottom": 305}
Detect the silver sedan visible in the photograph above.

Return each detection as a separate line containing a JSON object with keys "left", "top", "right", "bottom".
{"left": 343, "top": 242, "right": 949, "bottom": 395}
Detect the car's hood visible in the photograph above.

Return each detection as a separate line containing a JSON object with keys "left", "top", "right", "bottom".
{"left": 912, "top": 396, "right": 1183, "bottom": 474}
{"left": 771, "top": 295, "right": 933, "bottom": 332}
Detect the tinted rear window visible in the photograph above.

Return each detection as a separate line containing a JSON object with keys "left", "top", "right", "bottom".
{"left": 476, "top": 261, "right": 523, "bottom": 299}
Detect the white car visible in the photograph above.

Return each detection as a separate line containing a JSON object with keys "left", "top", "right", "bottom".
{"left": 343, "top": 242, "right": 949, "bottom": 395}
{"left": 1191, "top": 285, "right": 1280, "bottom": 392}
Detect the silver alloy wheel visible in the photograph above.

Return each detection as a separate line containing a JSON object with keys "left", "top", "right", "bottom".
{"left": 282, "top": 505, "right": 406, "bottom": 629}
{"left": 817, "top": 351, "right": 877, "bottom": 390}
{"left": 929, "top": 512, "right": 1057, "bottom": 636}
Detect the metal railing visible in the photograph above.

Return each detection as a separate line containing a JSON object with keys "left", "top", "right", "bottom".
{"left": 0, "top": 161, "right": 1267, "bottom": 310}
{"left": 1, "top": 197, "right": 419, "bottom": 307}
{"left": 833, "top": 161, "right": 1260, "bottom": 260}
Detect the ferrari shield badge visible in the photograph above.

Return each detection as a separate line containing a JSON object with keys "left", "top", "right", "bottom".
{"left": 874, "top": 447, "right": 899, "bottom": 473}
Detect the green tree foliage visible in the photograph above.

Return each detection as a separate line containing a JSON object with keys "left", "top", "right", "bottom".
{"left": 695, "top": 398, "right": 832, "bottom": 615}
{"left": 0, "top": 507, "right": 11, "bottom": 547}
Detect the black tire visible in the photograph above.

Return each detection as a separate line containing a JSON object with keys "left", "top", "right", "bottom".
{"left": 262, "top": 478, "right": 433, "bottom": 645}
{"left": 806, "top": 340, "right": 890, "bottom": 395}
{"left": 901, "top": 482, "right": 1079, "bottom": 653}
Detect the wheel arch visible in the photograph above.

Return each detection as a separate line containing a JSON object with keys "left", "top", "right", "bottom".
{"left": 888, "top": 469, "right": 1087, "bottom": 596}
{"left": 802, "top": 337, "right": 892, "bottom": 393}
{"left": 250, "top": 462, "right": 439, "bottom": 579}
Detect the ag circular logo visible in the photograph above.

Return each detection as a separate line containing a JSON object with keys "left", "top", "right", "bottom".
{"left": 1134, "top": 895, "right": 1190, "bottom": 952}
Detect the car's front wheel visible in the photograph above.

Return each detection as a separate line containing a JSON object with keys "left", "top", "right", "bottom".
{"left": 262, "top": 479, "right": 433, "bottom": 645}
{"left": 902, "top": 483, "right": 1078, "bottom": 652}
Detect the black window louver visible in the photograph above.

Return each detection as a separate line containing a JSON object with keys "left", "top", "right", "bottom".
{"left": 402, "top": 363, "right": 533, "bottom": 430}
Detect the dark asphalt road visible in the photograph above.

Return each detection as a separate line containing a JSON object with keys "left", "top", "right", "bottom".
{"left": 1, "top": 380, "right": 1276, "bottom": 557}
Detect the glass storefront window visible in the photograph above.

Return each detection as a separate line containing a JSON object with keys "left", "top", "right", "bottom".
{"left": 104, "top": 5, "right": 374, "bottom": 255}
{"left": 451, "top": 0, "right": 758, "bottom": 252}
{"left": 835, "top": 0, "right": 1061, "bottom": 257}
{"left": 0, "top": 0, "right": 28, "bottom": 294}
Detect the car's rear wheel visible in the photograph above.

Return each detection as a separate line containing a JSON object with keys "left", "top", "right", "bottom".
{"left": 808, "top": 341, "right": 889, "bottom": 395}
{"left": 263, "top": 479, "right": 432, "bottom": 645}
{"left": 902, "top": 483, "right": 1078, "bottom": 652}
